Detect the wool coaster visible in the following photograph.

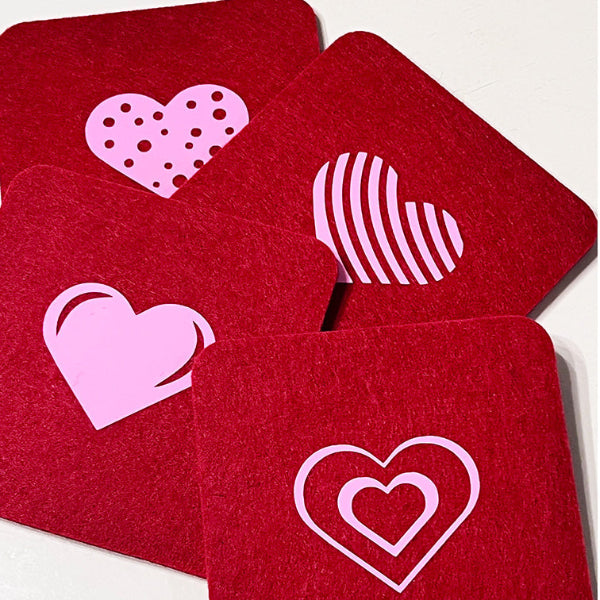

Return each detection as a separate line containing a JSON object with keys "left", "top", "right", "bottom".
{"left": 0, "top": 0, "right": 319, "bottom": 196}
{"left": 176, "top": 32, "right": 597, "bottom": 329}
{"left": 0, "top": 165, "right": 336, "bottom": 577}
{"left": 193, "top": 317, "right": 592, "bottom": 598}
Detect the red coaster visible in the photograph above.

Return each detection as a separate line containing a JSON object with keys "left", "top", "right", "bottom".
{"left": 177, "top": 32, "right": 597, "bottom": 328}
{"left": 0, "top": 166, "right": 336, "bottom": 576}
{"left": 0, "top": 0, "right": 319, "bottom": 196}
{"left": 193, "top": 317, "right": 592, "bottom": 599}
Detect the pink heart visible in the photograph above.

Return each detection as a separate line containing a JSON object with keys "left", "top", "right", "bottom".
{"left": 337, "top": 472, "right": 439, "bottom": 557}
{"left": 313, "top": 152, "right": 464, "bottom": 284}
{"left": 294, "top": 436, "right": 480, "bottom": 594}
{"left": 43, "top": 283, "right": 215, "bottom": 429}
{"left": 85, "top": 84, "right": 249, "bottom": 198}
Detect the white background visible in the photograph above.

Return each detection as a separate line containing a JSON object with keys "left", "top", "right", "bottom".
{"left": 0, "top": 1, "right": 596, "bottom": 598}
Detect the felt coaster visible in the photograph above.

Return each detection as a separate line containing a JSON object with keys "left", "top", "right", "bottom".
{"left": 0, "top": 166, "right": 336, "bottom": 576}
{"left": 193, "top": 317, "right": 592, "bottom": 599}
{"left": 176, "top": 32, "right": 597, "bottom": 329}
{"left": 0, "top": 0, "right": 319, "bottom": 197}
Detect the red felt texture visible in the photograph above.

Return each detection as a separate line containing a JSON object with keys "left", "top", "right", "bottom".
{"left": 176, "top": 32, "right": 597, "bottom": 329}
{"left": 0, "top": 165, "right": 336, "bottom": 577}
{"left": 0, "top": 0, "right": 319, "bottom": 194}
{"left": 193, "top": 317, "right": 592, "bottom": 599}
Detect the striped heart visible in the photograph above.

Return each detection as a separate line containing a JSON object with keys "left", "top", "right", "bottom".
{"left": 313, "top": 152, "right": 464, "bottom": 284}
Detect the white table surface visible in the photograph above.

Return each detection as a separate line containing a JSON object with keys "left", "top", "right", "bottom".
{"left": 0, "top": 1, "right": 596, "bottom": 598}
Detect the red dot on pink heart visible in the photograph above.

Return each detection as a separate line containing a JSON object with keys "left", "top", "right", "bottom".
{"left": 135, "top": 117, "right": 143, "bottom": 126}
{"left": 209, "top": 145, "right": 221, "bottom": 156}
{"left": 194, "top": 159, "right": 204, "bottom": 168}
{"left": 153, "top": 182, "right": 160, "bottom": 188}
{"left": 185, "top": 142, "right": 193, "bottom": 149}
{"left": 121, "top": 103, "right": 131, "bottom": 113}
{"left": 124, "top": 158, "right": 134, "bottom": 168}
{"left": 191, "top": 128, "right": 202, "bottom": 137}
{"left": 225, "top": 127, "right": 234, "bottom": 135}
{"left": 212, "top": 91, "right": 223, "bottom": 101}
{"left": 213, "top": 109, "right": 226, "bottom": 120}
{"left": 172, "top": 174, "right": 187, "bottom": 188}
{"left": 103, "top": 118, "right": 115, "bottom": 127}
{"left": 164, "top": 162, "right": 173, "bottom": 169}
{"left": 137, "top": 140, "right": 152, "bottom": 152}
{"left": 153, "top": 111, "right": 163, "bottom": 120}
{"left": 161, "top": 129, "right": 169, "bottom": 136}
{"left": 186, "top": 100, "right": 196, "bottom": 109}
{"left": 104, "top": 140, "right": 114, "bottom": 149}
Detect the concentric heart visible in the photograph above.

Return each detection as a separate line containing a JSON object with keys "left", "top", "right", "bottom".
{"left": 43, "top": 282, "right": 215, "bottom": 429}
{"left": 85, "top": 84, "right": 249, "bottom": 198}
{"left": 294, "top": 436, "right": 480, "bottom": 594}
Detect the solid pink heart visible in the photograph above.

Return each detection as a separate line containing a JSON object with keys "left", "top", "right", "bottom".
{"left": 43, "top": 283, "right": 215, "bottom": 429}
{"left": 86, "top": 84, "right": 249, "bottom": 197}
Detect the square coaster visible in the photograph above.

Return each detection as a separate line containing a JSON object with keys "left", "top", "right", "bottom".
{"left": 0, "top": 0, "right": 319, "bottom": 197}
{"left": 177, "top": 32, "right": 597, "bottom": 328}
{"left": 194, "top": 317, "right": 592, "bottom": 598}
{"left": 0, "top": 165, "right": 336, "bottom": 576}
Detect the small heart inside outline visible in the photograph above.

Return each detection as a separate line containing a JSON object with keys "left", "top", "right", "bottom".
{"left": 337, "top": 472, "right": 439, "bottom": 557}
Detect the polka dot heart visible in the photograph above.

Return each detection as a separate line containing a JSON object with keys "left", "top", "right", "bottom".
{"left": 85, "top": 84, "right": 249, "bottom": 197}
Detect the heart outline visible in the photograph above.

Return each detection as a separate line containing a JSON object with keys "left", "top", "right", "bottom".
{"left": 293, "top": 436, "right": 480, "bottom": 594}
{"left": 337, "top": 472, "right": 439, "bottom": 557}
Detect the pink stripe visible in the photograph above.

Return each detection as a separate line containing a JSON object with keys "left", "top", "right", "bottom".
{"left": 313, "top": 161, "right": 352, "bottom": 283}
{"left": 386, "top": 168, "right": 427, "bottom": 285}
{"left": 443, "top": 210, "right": 464, "bottom": 257}
{"left": 332, "top": 153, "right": 370, "bottom": 283}
{"left": 424, "top": 203, "right": 456, "bottom": 273}
{"left": 406, "top": 203, "right": 443, "bottom": 281}
{"left": 350, "top": 153, "right": 389, "bottom": 284}
{"left": 368, "top": 157, "right": 409, "bottom": 284}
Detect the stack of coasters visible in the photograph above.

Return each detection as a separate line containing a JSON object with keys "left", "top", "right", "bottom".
{"left": 193, "top": 317, "right": 593, "bottom": 598}
{"left": 0, "top": 0, "right": 595, "bottom": 595}
{"left": 0, "top": 166, "right": 336, "bottom": 575}
{"left": 176, "top": 32, "right": 596, "bottom": 328}
{"left": 0, "top": 0, "right": 319, "bottom": 195}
